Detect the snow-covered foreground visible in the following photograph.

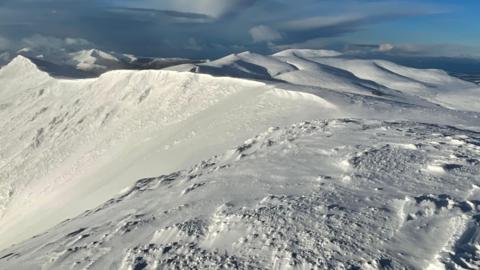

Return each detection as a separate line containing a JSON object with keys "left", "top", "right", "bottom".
{"left": 0, "top": 50, "right": 479, "bottom": 269}
{"left": 1, "top": 120, "right": 480, "bottom": 269}
{"left": 0, "top": 56, "right": 335, "bottom": 249}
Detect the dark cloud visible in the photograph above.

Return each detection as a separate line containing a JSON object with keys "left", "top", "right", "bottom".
{"left": 108, "top": 8, "right": 214, "bottom": 23}
{"left": 0, "top": 0, "right": 460, "bottom": 58}
{"left": 117, "top": 0, "right": 258, "bottom": 18}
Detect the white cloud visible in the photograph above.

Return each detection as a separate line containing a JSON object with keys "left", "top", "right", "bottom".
{"left": 21, "top": 35, "right": 94, "bottom": 52}
{"left": 185, "top": 38, "right": 203, "bottom": 51}
{"left": 173, "top": 0, "right": 255, "bottom": 17}
{"left": 65, "top": 37, "right": 92, "bottom": 47}
{"left": 344, "top": 42, "right": 480, "bottom": 58}
{"left": 249, "top": 25, "right": 282, "bottom": 43}
{"left": 122, "top": 0, "right": 256, "bottom": 18}
{"left": 378, "top": 43, "right": 394, "bottom": 52}
{"left": 393, "top": 43, "right": 480, "bottom": 57}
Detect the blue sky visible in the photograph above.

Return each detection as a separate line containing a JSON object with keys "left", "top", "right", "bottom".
{"left": 0, "top": 0, "right": 479, "bottom": 58}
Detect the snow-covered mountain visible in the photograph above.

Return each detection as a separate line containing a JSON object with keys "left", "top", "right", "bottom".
{"left": 175, "top": 50, "right": 480, "bottom": 112}
{"left": 68, "top": 49, "right": 128, "bottom": 72}
{"left": 0, "top": 50, "right": 479, "bottom": 269}
{"left": 0, "top": 48, "right": 201, "bottom": 77}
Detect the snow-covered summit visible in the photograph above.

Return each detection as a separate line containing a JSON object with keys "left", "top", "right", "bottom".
{"left": 273, "top": 48, "right": 343, "bottom": 57}
{"left": 69, "top": 49, "right": 124, "bottom": 72}
{"left": 1, "top": 55, "right": 43, "bottom": 74}
{"left": 0, "top": 56, "right": 51, "bottom": 97}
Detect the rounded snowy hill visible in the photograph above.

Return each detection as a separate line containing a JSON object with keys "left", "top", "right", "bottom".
{"left": 0, "top": 51, "right": 479, "bottom": 269}
{"left": 183, "top": 49, "right": 480, "bottom": 112}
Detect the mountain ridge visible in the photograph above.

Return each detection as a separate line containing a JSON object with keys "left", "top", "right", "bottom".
{"left": 0, "top": 49, "right": 479, "bottom": 269}
{"left": 0, "top": 48, "right": 204, "bottom": 78}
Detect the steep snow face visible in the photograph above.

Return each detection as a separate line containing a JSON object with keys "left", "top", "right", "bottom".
{"left": 1, "top": 119, "right": 479, "bottom": 269}
{"left": 0, "top": 56, "right": 338, "bottom": 249}
{"left": 0, "top": 56, "right": 52, "bottom": 98}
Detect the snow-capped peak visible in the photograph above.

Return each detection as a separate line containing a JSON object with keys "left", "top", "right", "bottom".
{"left": 273, "top": 48, "right": 342, "bottom": 58}
{"left": 70, "top": 49, "right": 119, "bottom": 63}
{"left": 85, "top": 49, "right": 119, "bottom": 62}
{"left": 1, "top": 55, "right": 42, "bottom": 74}
{"left": 0, "top": 55, "right": 50, "bottom": 98}
{"left": 69, "top": 49, "right": 122, "bottom": 72}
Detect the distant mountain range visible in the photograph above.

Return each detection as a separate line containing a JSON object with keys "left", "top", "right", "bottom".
{"left": 0, "top": 48, "right": 204, "bottom": 78}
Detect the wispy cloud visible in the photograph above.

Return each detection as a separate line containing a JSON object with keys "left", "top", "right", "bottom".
{"left": 249, "top": 25, "right": 282, "bottom": 43}
{"left": 21, "top": 35, "right": 94, "bottom": 52}
{"left": 0, "top": 0, "right": 471, "bottom": 58}
{"left": 0, "top": 33, "right": 95, "bottom": 55}
{"left": 281, "top": 14, "right": 367, "bottom": 31}
{"left": 373, "top": 43, "right": 480, "bottom": 58}
{"left": 117, "top": 0, "right": 258, "bottom": 18}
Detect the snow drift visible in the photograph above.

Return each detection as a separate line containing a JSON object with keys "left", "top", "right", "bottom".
{"left": 0, "top": 50, "right": 479, "bottom": 269}
{"left": 1, "top": 119, "right": 480, "bottom": 269}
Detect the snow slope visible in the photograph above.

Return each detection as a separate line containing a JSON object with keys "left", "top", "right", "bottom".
{"left": 188, "top": 50, "right": 480, "bottom": 112}
{"left": 1, "top": 119, "right": 479, "bottom": 269}
{"left": 0, "top": 51, "right": 479, "bottom": 269}
{"left": 0, "top": 55, "right": 337, "bottom": 249}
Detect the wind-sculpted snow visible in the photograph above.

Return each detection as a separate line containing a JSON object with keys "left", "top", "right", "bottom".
{"left": 1, "top": 50, "right": 480, "bottom": 269}
{"left": 189, "top": 50, "right": 480, "bottom": 112}
{"left": 0, "top": 55, "right": 338, "bottom": 249}
{"left": 1, "top": 119, "right": 479, "bottom": 269}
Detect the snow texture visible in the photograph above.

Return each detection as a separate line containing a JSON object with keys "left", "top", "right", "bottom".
{"left": 0, "top": 50, "right": 480, "bottom": 269}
